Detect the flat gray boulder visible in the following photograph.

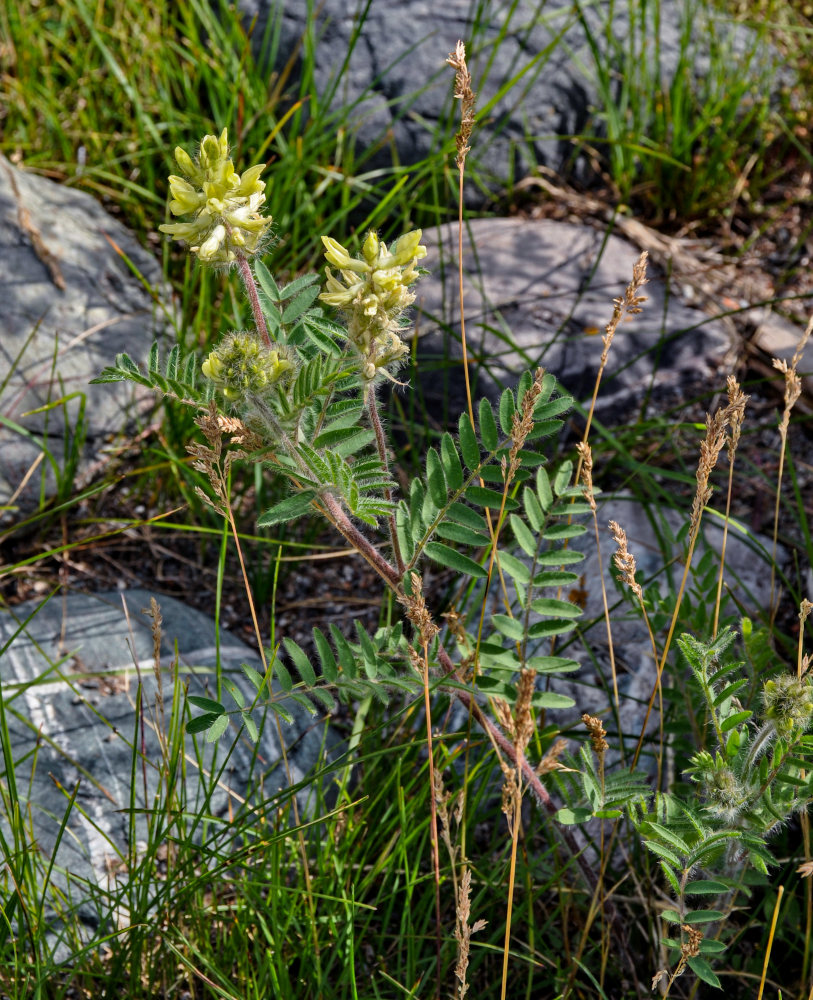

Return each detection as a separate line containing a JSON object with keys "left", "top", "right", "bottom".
{"left": 0, "top": 156, "right": 170, "bottom": 519}
{"left": 0, "top": 588, "right": 333, "bottom": 959}
{"left": 414, "top": 217, "right": 734, "bottom": 419}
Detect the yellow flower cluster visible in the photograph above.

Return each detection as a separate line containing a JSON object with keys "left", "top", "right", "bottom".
{"left": 159, "top": 128, "right": 272, "bottom": 265}
{"left": 319, "top": 230, "right": 427, "bottom": 381}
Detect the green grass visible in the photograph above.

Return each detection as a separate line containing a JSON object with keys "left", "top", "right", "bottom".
{"left": 2, "top": 0, "right": 813, "bottom": 997}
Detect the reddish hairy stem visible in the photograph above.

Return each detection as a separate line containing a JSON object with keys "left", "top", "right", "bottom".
{"left": 235, "top": 253, "right": 271, "bottom": 347}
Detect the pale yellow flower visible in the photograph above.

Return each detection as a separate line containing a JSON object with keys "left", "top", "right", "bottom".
{"left": 159, "top": 128, "right": 272, "bottom": 266}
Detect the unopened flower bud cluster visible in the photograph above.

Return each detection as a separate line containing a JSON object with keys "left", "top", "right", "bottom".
{"left": 201, "top": 332, "right": 294, "bottom": 402}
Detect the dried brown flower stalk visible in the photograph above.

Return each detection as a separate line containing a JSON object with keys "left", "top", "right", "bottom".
{"left": 507, "top": 367, "right": 546, "bottom": 481}
{"left": 446, "top": 40, "right": 476, "bottom": 170}
{"left": 454, "top": 866, "right": 487, "bottom": 999}
{"left": 582, "top": 713, "right": 609, "bottom": 756}
{"left": 601, "top": 251, "right": 648, "bottom": 369}
{"left": 690, "top": 408, "right": 729, "bottom": 535}
{"left": 536, "top": 738, "right": 568, "bottom": 776}
{"left": 770, "top": 315, "right": 813, "bottom": 617}
{"left": 609, "top": 520, "right": 643, "bottom": 602}
{"left": 398, "top": 572, "right": 440, "bottom": 646}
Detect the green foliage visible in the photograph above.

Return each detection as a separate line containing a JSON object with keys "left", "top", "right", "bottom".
{"left": 91, "top": 342, "right": 212, "bottom": 406}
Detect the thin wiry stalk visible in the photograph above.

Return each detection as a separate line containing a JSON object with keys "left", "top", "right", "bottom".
{"left": 422, "top": 640, "right": 443, "bottom": 997}
{"left": 366, "top": 391, "right": 405, "bottom": 574}
{"left": 578, "top": 442, "right": 621, "bottom": 720}
{"left": 756, "top": 885, "right": 785, "bottom": 1000}
{"left": 769, "top": 315, "right": 812, "bottom": 621}
{"left": 575, "top": 251, "right": 648, "bottom": 482}
{"left": 712, "top": 376, "right": 748, "bottom": 638}
{"left": 446, "top": 40, "right": 476, "bottom": 428}
{"left": 631, "top": 401, "right": 732, "bottom": 770}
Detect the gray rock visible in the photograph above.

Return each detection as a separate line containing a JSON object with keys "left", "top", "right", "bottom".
{"left": 240, "top": 0, "right": 782, "bottom": 200}
{"left": 0, "top": 588, "right": 333, "bottom": 959}
{"left": 0, "top": 156, "right": 170, "bottom": 519}
{"left": 413, "top": 217, "right": 734, "bottom": 420}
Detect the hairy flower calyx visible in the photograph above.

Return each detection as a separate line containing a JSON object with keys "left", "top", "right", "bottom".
{"left": 159, "top": 128, "right": 272, "bottom": 265}
{"left": 762, "top": 673, "right": 813, "bottom": 740}
{"left": 686, "top": 750, "right": 745, "bottom": 823}
{"left": 319, "top": 229, "right": 426, "bottom": 381}
{"left": 202, "top": 331, "right": 294, "bottom": 401}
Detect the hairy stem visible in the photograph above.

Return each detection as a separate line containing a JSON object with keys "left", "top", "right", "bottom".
{"left": 366, "top": 390, "right": 405, "bottom": 575}
{"left": 235, "top": 252, "right": 271, "bottom": 346}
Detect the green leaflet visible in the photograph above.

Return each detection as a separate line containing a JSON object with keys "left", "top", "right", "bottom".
{"left": 435, "top": 521, "right": 489, "bottom": 547}
{"left": 205, "top": 715, "right": 230, "bottom": 742}
{"left": 530, "top": 597, "right": 583, "bottom": 618}
{"left": 458, "top": 412, "right": 480, "bottom": 470}
{"left": 499, "top": 387, "right": 516, "bottom": 434}
{"left": 491, "top": 614, "right": 524, "bottom": 641}
{"left": 258, "top": 491, "right": 317, "bottom": 527}
{"left": 478, "top": 397, "right": 499, "bottom": 451}
{"left": 313, "top": 627, "right": 338, "bottom": 683}
{"left": 466, "top": 485, "right": 518, "bottom": 510}
{"left": 440, "top": 433, "right": 464, "bottom": 490}
{"left": 447, "top": 502, "right": 489, "bottom": 532}
{"left": 424, "top": 542, "right": 487, "bottom": 579}
{"left": 187, "top": 695, "right": 226, "bottom": 714}
{"left": 283, "top": 637, "right": 317, "bottom": 687}
{"left": 426, "top": 447, "right": 447, "bottom": 507}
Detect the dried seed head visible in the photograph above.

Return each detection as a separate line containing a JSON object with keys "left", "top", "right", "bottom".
{"left": 609, "top": 520, "right": 643, "bottom": 601}
{"left": 582, "top": 713, "right": 609, "bottom": 755}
